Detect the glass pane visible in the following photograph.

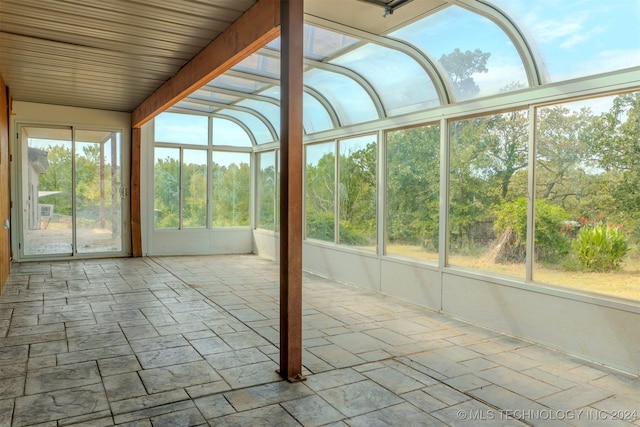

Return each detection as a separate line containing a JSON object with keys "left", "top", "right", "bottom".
{"left": 258, "top": 151, "right": 276, "bottom": 230}
{"left": 386, "top": 125, "right": 440, "bottom": 261}
{"left": 258, "top": 86, "right": 280, "bottom": 101}
{"left": 190, "top": 89, "right": 240, "bottom": 105}
{"left": 154, "top": 112, "right": 209, "bottom": 145}
{"left": 154, "top": 147, "right": 180, "bottom": 229}
{"left": 390, "top": 5, "right": 528, "bottom": 101}
{"left": 303, "top": 25, "right": 361, "bottom": 60}
{"left": 449, "top": 111, "right": 529, "bottom": 277}
{"left": 257, "top": 87, "right": 335, "bottom": 133}
{"left": 22, "top": 127, "right": 73, "bottom": 255}
{"left": 212, "top": 152, "right": 250, "bottom": 227}
{"left": 534, "top": 93, "right": 640, "bottom": 301}
{"left": 305, "top": 142, "right": 335, "bottom": 242}
{"left": 212, "top": 118, "right": 252, "bottom": 147}
{"left": 207, "top": 74, "right": 270, "bottom": 93}
{"left": 304, "top": 92, "right": 334, "bottom": 134}
{"left": 218, "top": 109, "right": 274, "bottom": 144}
{"left": 338, "top": 135, "right": 377, "bottom": 250}
{"left": 173, "top": 101, "right": 214, "bottom": 114}
{"left": 182, "top": 149, "right": 207, "bottom": 228}
{"left": 331, "top": 43, "right": 440, "bottom": 116}
{"left": 234, "top": 52, "right": 280, "bottom": 78}
{"left": 268, "top": 25, "right": 360, "bottom": 60}
{"left": 75, "top": 130, "right": 122, "bottom": 253}
{"left": 236, "top": 99, "right": 280, "bottom": 137}
{"left": 487, "top": 0, "right": 640, "bottom": 82}
{"left": 305, "top": 68, "right": 379, "bottom": 125}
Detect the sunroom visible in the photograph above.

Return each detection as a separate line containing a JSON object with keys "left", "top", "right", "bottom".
{"left": 1, "top": 0, "right": 639, "bottom": 397}
{"left": 134, "top": 0, "right": 640, "bottom": 374}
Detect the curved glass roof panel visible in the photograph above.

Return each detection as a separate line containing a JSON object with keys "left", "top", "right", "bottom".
{"left": 236, "top": 99, "right": 280, "bottom": 137}
{"left": 208, "top": 74, "right": 270, "bottom": 93}
{"left": 233, "top": 52, "right": 280, "bottom": 79}
{"left": 190, "top": 89, "right": 240, "bottom": 105}
{"left": 258, "top": 86, "right": 280, "bottom": 101}
{"left": 486, "top": 0, "right": 640, "bottom": 82}
{"left": 218, "top": 109, "right": 274, "bottom": 144}
{"left": 330, "top": 43, "right": 440, "bottom": 116}
{"left": 303, "top": 92, "right": 334, "bottom": 134}
{"left": 212, "top": 117, "right": 252, "bottom": 147}
{"left": 268, "top": 25, "right": 360, "bottom": 61}
{"left": 155, "top": 112, "right": 208, "bottom": 145}
{"left": 173, "top": 100, "right": 214, "bottom": 114}
{"left": 390, "top": 5, "right": 528, "bottom": 101}
{"left": 304, "top": 68, "right": 379, "bottom": 125}
{"left": 258, "top": 86, "right": 334, "bottom": 134}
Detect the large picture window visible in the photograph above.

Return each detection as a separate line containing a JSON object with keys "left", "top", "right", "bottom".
{"left": 386, "top": 124, "right": 440, "bottom": 261}
{"left": 303, "top": 135, "right": 377, "bottom": 250}
{"left": 212, "top": 152, "right": 250, "bottom": 227}
{"left": 154, "top": 147, "right": 180, "bottom": 229}
{"left": 339, "top": 135, "right": 377, "bottom": 249}
{"left": 533, "top": 93, "right": 640, "bottom": 300}
{"left": 448, "top": 110, "right": 529, "bottom": 277}
{"left": 181, "top": 149, "right": 207, "bottom": 228}
{"left": 305, "top": 142, "right": 335, "bottom": 242}
{"left": 153, "top": 112, "right": 252, "bottom": 230}
{"left": 257, "top": 151, "right": 276, "bottom": 230}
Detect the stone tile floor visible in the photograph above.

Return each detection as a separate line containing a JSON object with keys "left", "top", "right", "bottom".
{"left": 0, "top": 254, "right": 638, "bottom": 426}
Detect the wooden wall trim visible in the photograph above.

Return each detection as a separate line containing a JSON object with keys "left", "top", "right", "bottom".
{"left": 0, "top": 74, "right": 11, "bottom": 293}
{"left": 131, "top": 0, "right": 280, "bottom": 128}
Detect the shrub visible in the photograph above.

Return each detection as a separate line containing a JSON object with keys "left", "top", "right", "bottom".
{"left": 572, "top": 218, "right": 630, "bottom": 271}
{"left": 493, "top": 198, "right": 570, "bottom": 263}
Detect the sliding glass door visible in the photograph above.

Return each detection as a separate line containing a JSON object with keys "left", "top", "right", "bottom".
{"left": 20, "top": 126, "right": 125, "bottom": 258}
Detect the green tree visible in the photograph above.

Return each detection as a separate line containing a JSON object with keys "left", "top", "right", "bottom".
{"left": 449, "top": 117, "right": 499, "bottom": 252}
{"left": 386, "top": 125, "right": 440, "bottom": 250}
{"left": 182, "top": 161, "right": 207, "bottom": 227}
{"left": 481, "top": 111, "right": 529, "bottom": 200}
{"left": 212, "top": 161, "right": 251, "bottom": 227}
{"left": 38, "top": 144, "right": 73, "bottom": 216}
{"left": 258, "top": 161, "right": 276, "bottom": 230}
{"left": 588, "top": 92, "right": 640, "bottom": 243}
{"left": 339, "top": 141, "right": 376, "bottom": 245}
{"left": 439, "top": 48, "right": 491, "bottom": 99}
{"left": 305, "top": 149, "right": 335, "bottom": 241}
{"left": 154, "top": 156, "right": 180, "bottom": 228}
{"left": 536, "top": 105, "right": 593, "bottom": 207}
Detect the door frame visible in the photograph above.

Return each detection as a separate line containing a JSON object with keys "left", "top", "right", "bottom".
{"left": 13, "top": 121, "right": 131, "bottom": 261}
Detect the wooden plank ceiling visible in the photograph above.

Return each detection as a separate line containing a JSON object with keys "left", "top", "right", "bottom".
{"left": 0, "top": 0, "right": 257, "bottom": 112}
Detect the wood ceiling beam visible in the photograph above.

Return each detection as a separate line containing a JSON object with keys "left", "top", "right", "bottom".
{"left": 131, "top": 0, "right": 280, "bottom": 128}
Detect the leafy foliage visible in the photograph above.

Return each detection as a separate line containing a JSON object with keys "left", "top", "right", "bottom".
{"left": 154, "top": 152, "right": 250, "bottom": 228}
{"left": 212, "top": 160, "right": 250, "bottom": 227}
{"left": 572, "top": 218, "right": 630, "bottom": 271}
{"left": 386, "top": 125, "right": 440, "bottom": 251}
{"left": 439, "top": 48, "right": 491, "bottom": 99}
{"left": 305, "top": 145, "right": 335, "bottom": 241}
{"left": 36, "top": 142, "right": 120, "bottom": 227}
{"left": 493, "top": 198, "right": 570, "bottom": 263}
{"left": 339, "top": 140, "right": 377, "bottom": 246}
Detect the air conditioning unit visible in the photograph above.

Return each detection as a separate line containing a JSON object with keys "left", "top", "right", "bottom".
{"left": 40, "top": 204, "right": 54, "bottom": 218}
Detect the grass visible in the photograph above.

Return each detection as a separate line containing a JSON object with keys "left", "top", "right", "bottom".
{"left": 387, "top": 243, "right": 640, "bottom": 301}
